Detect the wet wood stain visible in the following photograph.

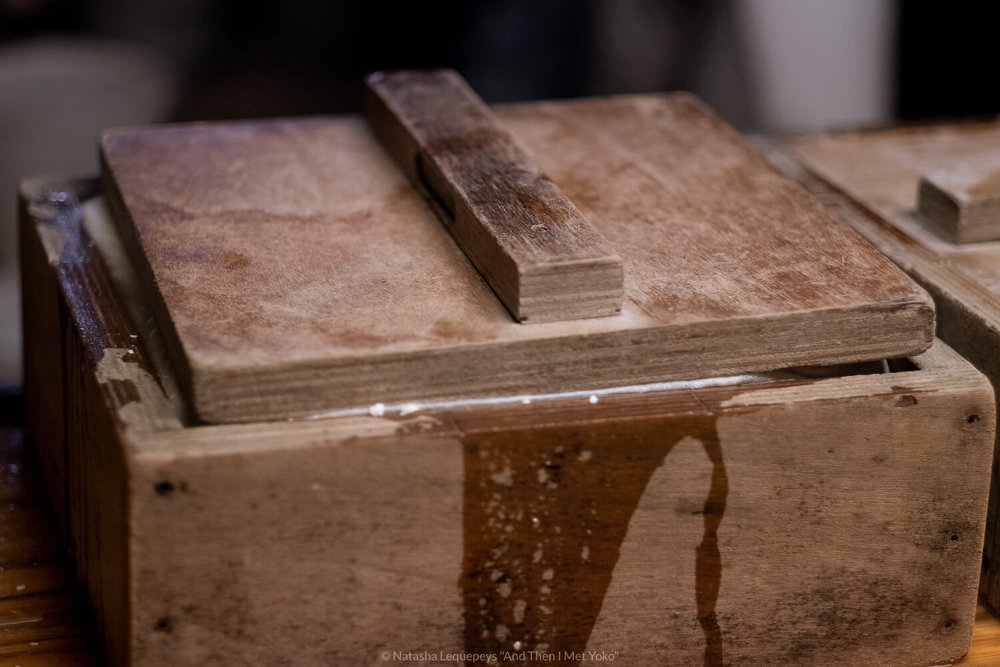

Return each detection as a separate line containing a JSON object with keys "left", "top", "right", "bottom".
{"left": 461, "top": 415, "right": 727, "bottom": 665}
{"left": 695, "top": 430, "right": 728, "bottom": 666}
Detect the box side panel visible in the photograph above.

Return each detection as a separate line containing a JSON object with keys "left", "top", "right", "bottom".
{"left": 20, "top": 179, "right": 133, "bottom": 666}
{"left": 129, "top": 367, "right": 993, "bottom": 666}
{"left": 20, "top": 186, "right": 70, "bottom": 534}
{"left": 925, "top": 284, "right": 1000, "bottom": 617}
{"left": 63, "top": 321, "right": 129, "bottom": 666}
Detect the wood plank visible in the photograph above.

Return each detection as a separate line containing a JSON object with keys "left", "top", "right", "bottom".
{"left": 99, "top": 94, "right": 935, "bottom": 424}
{"left": 364, "top": 70, "right": 623, "bottom": 322}
{"left": 768, "top": 124, "right": 1000, "bottom": 620}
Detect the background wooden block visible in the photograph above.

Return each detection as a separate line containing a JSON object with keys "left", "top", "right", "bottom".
{"left": 918, "top": 158, "right": 1000, "bottom": 243}
{"left": 19, "top": 176, "right": 995, "bottom": 666}
{"left": 100, "top": 94, "right": 934, "bottom": 424}
{"left": 771, "top": 121, "right": 1000, "bottom": 619}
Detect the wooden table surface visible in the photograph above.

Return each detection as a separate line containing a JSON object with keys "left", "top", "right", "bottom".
{"left": 0, "top": 389, "right": 998, "bottom": 666}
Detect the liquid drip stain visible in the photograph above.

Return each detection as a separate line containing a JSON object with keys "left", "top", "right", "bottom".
{"left": 461, "top": 415, "right": 726, "bottom": 665}
{"left": 696, "top": 430, "right": 728, "bottom": 666}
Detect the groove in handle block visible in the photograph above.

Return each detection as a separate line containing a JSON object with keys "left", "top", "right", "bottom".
{"left": 364, "top": 69, "right": 624, "bottom": 322}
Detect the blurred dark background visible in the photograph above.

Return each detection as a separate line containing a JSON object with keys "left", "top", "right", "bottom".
{"left": 1, "top": 0, "right": 999, "bottom": 385}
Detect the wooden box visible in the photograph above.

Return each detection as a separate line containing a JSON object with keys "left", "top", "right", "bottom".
{"left": 19, "top": 89, "right": 997, "bottom": 666}
{"left": 773, "top": 123, "right": 1000, "bottom": 619}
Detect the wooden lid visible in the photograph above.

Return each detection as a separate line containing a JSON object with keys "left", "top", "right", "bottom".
{"left": 100, "top": 91, "right": 934, "bottom": 424}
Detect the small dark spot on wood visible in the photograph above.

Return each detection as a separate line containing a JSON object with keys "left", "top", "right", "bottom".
{"left": 967, "top": 414, "right": 980, "bottom": 424}
{"left": 951, "top": 534, "right": 959, "bottom": 541}
{"left": 120, "top": 352, "right": 141, "bottom": 364}
{"left": 219, "top": 250, "right": 251, "bottom": 270}
{"left": 154, "top": 481, "right": 174, "bottom": 496}
{"left": 871, "top": 455, "right": 886, "bottom": 464}
{"left": 943, "top": 619, "right": 956, "bottom": 630}
{"left": 895, "top": 395, "right": 917, "bottom": 407}
{"left": 154, "top": 616, "right": 174, "bottom": 633}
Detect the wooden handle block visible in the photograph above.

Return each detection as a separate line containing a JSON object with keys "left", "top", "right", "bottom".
{"left": 364, "top": 69, "right": 624, "bottom": 322}
{"left": 918, "top": 160, "right": 1000, "bottom": 243}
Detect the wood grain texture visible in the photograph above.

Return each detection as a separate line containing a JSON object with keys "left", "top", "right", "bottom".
{"left": 100, "top": 93, "right": 935, "bottom": 424}
{"left": 122, "top": 342, "right": 998, "bottom": 666}
{"left": 19, "top": 177, "right": 994, "bottom": 665}
{"left": 5, "top": 393, "right": 1000, "bottom": 666}
{"left": 776, "top": 125, "right": 1000, "bottom": 619}
{"left": 364, "top": 69, "right": 623, "bottom": 322}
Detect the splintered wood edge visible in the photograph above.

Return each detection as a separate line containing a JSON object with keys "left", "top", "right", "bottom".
{"left": 364, "top": 69, "right": 624, "bottom": 322}
{"left": 19, "top": 176, "right": 183, "bottom": 435}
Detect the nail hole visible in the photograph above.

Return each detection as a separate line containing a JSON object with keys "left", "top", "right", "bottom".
{"left": 951, "top": 534, "right": 959, "bottom": 541}
{"left": 967, "top": 414, "right": 980, "bottom": 424}
{"left": 154, "top": 616, "right": 173, "bottom": 633}
{"left": 154, "top": 481, "right": 174, "bottom": 496}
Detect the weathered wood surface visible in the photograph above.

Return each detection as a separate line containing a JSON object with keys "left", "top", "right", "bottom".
{"left": 20, "top": 177, "right": 995, "bottom": 665}
{"left": 19, "top": 177, "right": 182, "bottom": 667}
{"left": 364, "top": 70, "right": 623, "bottom": 323}
{"left": 5, "top": 410, "right": 1000, "bottom": 666}
{"left": 787, "top": 122, "right": 1000, "bottom": 249}
{"left": 777, "top": 124, "right": 1000, "bottom": 618}
{"left": 100, "top": 93, "right": 934, "bottom": 424}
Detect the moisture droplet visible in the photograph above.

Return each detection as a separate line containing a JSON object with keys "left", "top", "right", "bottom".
{"left": 491, "top": 467, "right": 514, "bottom": 487}
{"left": 589, "top": 394, "right": 599, "bottom": 404}
{"left": 513, "top": 600, "right": 527, "bottom": 624}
